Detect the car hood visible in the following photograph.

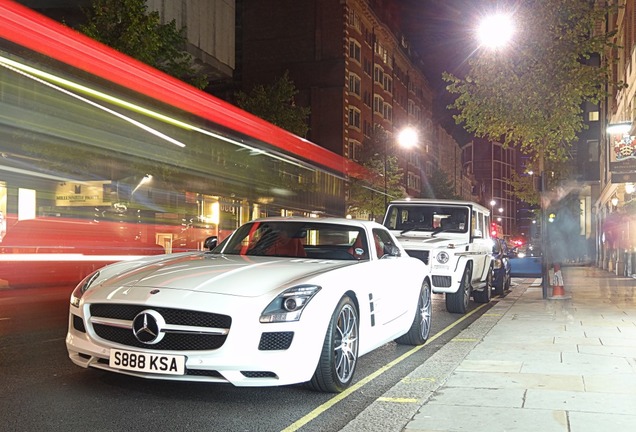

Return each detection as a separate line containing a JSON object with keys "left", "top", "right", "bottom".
{"left": 90, "top": 253, "right": 356, "bottom": 298}
{"left": 393, "top": 234, "right": 468, "bottom": 250}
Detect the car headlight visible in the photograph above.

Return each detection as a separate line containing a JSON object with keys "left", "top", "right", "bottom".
{"left": 260, "top": 285, "right": 321, "bottom": 323}
{"left": 70, "top": 271, "right": 100, "bottom": 308}
{"left": 436, "top": 251, "right": 450, "bottom": 264}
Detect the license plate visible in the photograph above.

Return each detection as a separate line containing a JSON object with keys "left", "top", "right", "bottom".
{"left": 109, "top": 349, "right": 185, "bottom": 375}
{"left": 432, "top": 264, "right": 448, "bottom": 270}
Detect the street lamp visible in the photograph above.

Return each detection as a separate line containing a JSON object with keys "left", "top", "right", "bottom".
{"left": 384, "top": 126, "right": 418, "bottom": 208}
{"left": 477, "top": 13, "right": 514, "bottom": 49}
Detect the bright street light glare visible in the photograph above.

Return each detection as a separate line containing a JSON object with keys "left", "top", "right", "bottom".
{"left": 397, "top": 126, "right": 418, "bottom": 149}
{"left": 477, "top": 14, "right": 514, "bottom": 49}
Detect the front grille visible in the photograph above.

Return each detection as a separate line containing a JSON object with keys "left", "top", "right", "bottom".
{"left": 432, "top": 275, "right": 452, "bottom": 287}
{"left": 89, "top": 303, "right": 231, "bottom": 351}
{"left": 93, "top": 324, "right": 226, "bottom": 351}
{"left": 258, "top": 332, "right": 294, "bottom": 350}
{"left": 90, "top": 304, "right": 231, "bottom": 328}
{"left": 407, "top": 250, "right": 429, "bottom": 265}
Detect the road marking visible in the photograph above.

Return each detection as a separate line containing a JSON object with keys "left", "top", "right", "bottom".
{"left": 401, "top": 377, "right": 436, "bottom": 384}
{"left": 377, "top": 397, "right": 419, "bottom": 403}
{"left": 281, "top": 303, "right": 489, "bottom": 432}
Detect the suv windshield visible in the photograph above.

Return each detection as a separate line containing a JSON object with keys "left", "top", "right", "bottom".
{"left": 385, "top": 205, "right": 470, "bottom": 234}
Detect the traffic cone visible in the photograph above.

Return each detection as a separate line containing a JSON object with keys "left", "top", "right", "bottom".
{"left": 550, "top": 263, "right": 567, "bottom": 298}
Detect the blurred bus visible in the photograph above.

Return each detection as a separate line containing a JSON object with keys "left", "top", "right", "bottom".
{"left": 0, "top": 1, "right": 366, "bottom": 287}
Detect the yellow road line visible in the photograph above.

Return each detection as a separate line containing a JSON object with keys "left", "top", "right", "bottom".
{"left": 377, "top": 397, "right": 419, "bottom": 403}
{"left": 281, "top": 303, "right": 489, "bottom": 432}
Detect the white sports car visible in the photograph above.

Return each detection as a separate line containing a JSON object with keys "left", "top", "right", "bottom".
{"left": 66, "top": 217, "right": 431, "bottom": 392}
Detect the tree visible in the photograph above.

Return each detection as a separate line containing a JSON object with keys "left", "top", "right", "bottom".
{"left": 444, "top": 1, "right": 618, "bottom": 173}
{"left": 422, "top": 165, "right": 460, "bottom": 200}
{"left": 347, "top": 128, "right": 407, "bottom": 220}
{"left": 79, "top": 0, "right": 207, "bottom": 89}
{"left": 235, "top": 71, "right": 311, "bottom": 138}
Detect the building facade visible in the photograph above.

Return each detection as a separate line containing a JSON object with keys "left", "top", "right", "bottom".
{"left": 598, "top": 0, "right": 636, "bottom": 276}
{"left": 462, "top": 138, "right": 517, "bottom": 237}
{"left": 239, "top": 0, "right": 467, "bottom": 203}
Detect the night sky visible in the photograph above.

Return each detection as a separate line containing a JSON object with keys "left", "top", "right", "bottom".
{"left": 397, "top": 0, "right": 512, "bottom": 143}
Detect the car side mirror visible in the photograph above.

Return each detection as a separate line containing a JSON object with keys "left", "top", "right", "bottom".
{"left": 381, "top": 243, "right": 401, "bottom": 259}
{"left": 204, "top": 236, "right": 218, "bottom": 251}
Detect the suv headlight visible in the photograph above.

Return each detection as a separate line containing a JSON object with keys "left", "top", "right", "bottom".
{"left": 436, "top": 251, "right": 450, "bottom": 264}
{"left": 260, "top": 285, "right": 321, "bottom": 323}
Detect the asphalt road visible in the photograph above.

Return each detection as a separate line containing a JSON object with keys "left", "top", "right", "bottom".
{"left": 0, "top": 284, "right": 501, "bottom": 432}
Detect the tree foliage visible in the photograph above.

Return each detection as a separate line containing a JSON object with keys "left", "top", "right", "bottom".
{"left": 347, "top": 128, "right": 407, "bottom": 220}
{"left": 444, "top": 0, "right": 618, "bottom": 170}
{"left": 421, "top": 165, "right": 460, "bottom": 200}
{"left": 235, "top": 71, "right": 311, "bottom": 138}
{"left": 79, "top": 0, "right": 208, "bottom": 89}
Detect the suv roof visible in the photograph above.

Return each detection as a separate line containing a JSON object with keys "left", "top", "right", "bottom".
{"left": 387, "top": 199, "right": 491, "bottom": 215}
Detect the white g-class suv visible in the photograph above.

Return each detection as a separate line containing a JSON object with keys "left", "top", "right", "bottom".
{"left": 383, "top": 199, "right": 494, "bottom": 314}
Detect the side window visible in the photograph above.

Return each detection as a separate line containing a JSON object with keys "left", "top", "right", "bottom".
{"left": 372, "top": 228, "right": 395, "bottom": 258}
{"left": 472, "top": 211, "right": 484, "bottom": 238}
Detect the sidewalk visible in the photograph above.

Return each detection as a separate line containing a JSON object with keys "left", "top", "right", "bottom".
{"left": 342, "top": 266, "right": 636, "bottom": 432}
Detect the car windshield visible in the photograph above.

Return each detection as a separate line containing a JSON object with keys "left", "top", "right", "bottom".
{"left": 385, "top": 205, "right": 470, "bottom": 234}
{"left": 217, "top": 221, "right": 368, "bottom": 260}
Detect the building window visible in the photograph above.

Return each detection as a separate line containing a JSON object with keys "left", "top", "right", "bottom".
{"left": 363, "top": 57, "right": 372, "bottom": 76}
{"left": 407, "top": 172, "right": 421, "bottom": 191}
{"left": 383, "top": 103, "right": 392, "bottom": 121}
{"left": 348, "top": 139, "right": 362, "bottom": 161}
{"left": 363, "top": 120, "right": 373, "bottom": 137}
{"left": 383, "top": 75, "right": 393, "bottom": 94}
{"left": 349, "top": 39, "right": 361, "bottom": 64}
{"left": 349, "top": 73, "right": 361, "bottom": 96}
{"left": 374, "top": 40, "right": 389, "bottom": 65}
{"left": 374, "top": 66, "right": 384, "bottom": 84}
{"left": 408, "top": 151, "right": 420, "bottom": 167}
{"left": 348, "top": 10, "right": 362, "bottom": 33}
{"left": 374, "top": 95, "right": 384, "bottom": 113}
{"left": 588, "top": 111, "right": 599, "bottom": 121}
{"left": 348, "top": 107, "right": 361, "bottom": 129}
{"left": 363, "top": 90, "right": 371, "bottom": 106}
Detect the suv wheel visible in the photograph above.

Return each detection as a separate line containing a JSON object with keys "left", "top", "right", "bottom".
{"left": 473, "top": 266, "right": 493, "bottom": 303}
{"left": 445, "top": 265, "right": 471, "bottom": 314}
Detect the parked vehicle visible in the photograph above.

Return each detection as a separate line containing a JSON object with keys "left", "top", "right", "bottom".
{"left": 66, "top": 217, "right": 431, "bottom": 393}
{"left": 509, "top": 243, "right": 543, "bottom": 278}
{"left": 383, "top": 199, "right": 494, "bottom": 314}
{"left": 491, "top": 238, "right": 511, "bottom": 295}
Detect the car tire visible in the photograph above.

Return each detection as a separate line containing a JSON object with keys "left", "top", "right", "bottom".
{"left": 473, "top": 266, "right": 493, "bottom": 303}
{"left": 395, "top": 279, "right": 432, "bottom": 345}
{"left": 493, "top": 270, "right": 505, "bottom": 296}
{"left": 446, "top": 265, "right": 471, "bottom": 314}
{"left": 308, "top": 295, "right": 359, "bottom": 393}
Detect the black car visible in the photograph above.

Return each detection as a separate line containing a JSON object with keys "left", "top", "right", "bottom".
{"left": 491, "top": 238, "right": 511, "bottom": 296}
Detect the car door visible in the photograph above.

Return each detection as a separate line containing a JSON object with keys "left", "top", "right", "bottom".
{"left": 367, "top": 228, "right": 413, "bottom": 335}
{"left": 470, "top": 210, "right": 490, "bottom": 282}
